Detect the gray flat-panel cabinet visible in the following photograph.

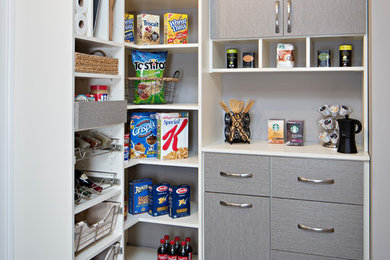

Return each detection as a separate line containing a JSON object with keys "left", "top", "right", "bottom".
{"left": 284, "top": 0, "right": 366, "bottom": 36}
{"left": 204, "top": 192, "right": 270, "bottom": 260}
{"left": 210, "top": 0, "right": 283, "bottom": 39}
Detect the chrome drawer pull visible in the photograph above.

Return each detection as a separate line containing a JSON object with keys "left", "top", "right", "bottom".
{"left": 287, "top": 0, "right": 292, "bottom": 33}
{"left": 298, "top": 224, "right": 334, "bottom": 233}
{"left": 297, "top": 176, "right": 335, "bottom": 184}
{"left": 275, "top": 1, "right": 280, "bottom": 33}
{"left": 220, "top": 172, "right": 253, "bottom": 178}
{"left": 220, "top": 201, "right": 253, "bottom": 208}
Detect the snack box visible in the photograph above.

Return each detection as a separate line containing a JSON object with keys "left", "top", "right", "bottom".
{"left": 286, "top": 120, "right": 304, "bottom": 146}
{"left": 169, "top": 185, "right": 190, "bottom": 219}
{"left": 277, "top": 43, "right": 295, "bottom": 68}
{"left": 129, "top": 112, "right": 157, "bottom": 159}
{"left": 137, "top": 14, "right": 160, "bottom": 45}
{"left": 124, "top": 14, "right": 134, "bottom": 43}
{"left": 164, "top": 13, "right": 188, "bottom": 44}
{"left": 268, "top": 119, "right": 285, "bottom": 144}
{"left": 156, "top": 113, "right": 188, "bottom": 160}
{"left": 129, "top": 179, "right": 152, "bottom": 215}
{"left": 148, "top": 183, "right": 170, "bottom": 217}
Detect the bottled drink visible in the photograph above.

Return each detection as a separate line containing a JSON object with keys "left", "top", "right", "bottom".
{"left": 75, "top": 170, "right": 102, "bottom": 192}
{"left": 164, "top": 235, "right": 170, "bottom": 249}
{"left": 184, "top": 237, "right": 193, "bottom": 260}
{"left": 174, "top": 236, "right": 181, "bottom": 253}
{"left": 168, "top": 240, "right": 177, "bottom": 260}
{"left": 178, "top": 241, "right": 188, "bottom": 260}
{"left": 157, "top": 239, "right": 168, "bottom": 260}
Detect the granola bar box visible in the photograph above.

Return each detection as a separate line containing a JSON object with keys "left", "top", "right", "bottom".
{"left": 129, "top": 112, "right": 157, "bottom": 159}
{"left": 156, "top": 112, "right": 188, "bottom": 160}
{"left": 129, "top": 178, "right": 152, "bottom": 215}
{"left": 164, "top": 13, "right": 188, "bottom": 44}
{"left": 137, "top": 14, "right": 160, "bottom": 45}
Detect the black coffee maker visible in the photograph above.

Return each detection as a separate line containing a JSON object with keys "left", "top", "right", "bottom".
{"left": 337, "top": 115, "right": 362, "bottom": 154}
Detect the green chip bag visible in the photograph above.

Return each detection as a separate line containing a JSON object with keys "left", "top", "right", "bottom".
{"left": 132, "top": 50, "right": 168, "bottom": 104}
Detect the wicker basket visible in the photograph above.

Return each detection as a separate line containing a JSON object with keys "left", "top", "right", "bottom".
{"left": 75, "top": 50, "right": 118, "bottom": 75}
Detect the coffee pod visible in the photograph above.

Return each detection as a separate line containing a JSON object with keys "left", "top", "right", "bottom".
{"left": 318, "top": 118, "right": 325, "bottom": 127}
{"left": 340, "top": 105, "right": 352, "bottom": 116}
{"left": 319, "top": 131, "right": 331, "bottom": 143}
{"left": 319, "top": 104, "right": 331, "bottom": 116}
{"left": 329, "top": 105, "right": 340, "bottom": 117}
{"left": 322, "top": 118, "right": 334, "bottom": 130}
{"left": 330, "top": 131, "right": 339, "bottom": 144}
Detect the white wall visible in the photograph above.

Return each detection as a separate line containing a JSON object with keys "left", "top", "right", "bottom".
{"left": 369, "top": 0, "right": 390, "bottom": 259}
{"left": 13, "top": 0, "right": 73, "bottom": 259}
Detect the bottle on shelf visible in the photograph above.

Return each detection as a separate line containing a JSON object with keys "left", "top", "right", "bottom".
{"left": 174, "top": 236, "right": 181, "bottom": 253}
{"left": 158, "top": 239, "right": 168, "bottom": 260}
{"left": 164, "top": 235, "right": 170, "bottom": 249}
{"left": 178, "top": 241, "right": 189, "bottom": 260}
{"left": 75, "top": 170, "right": 103, "bottom": 192}
{"left": 185, "top": 237, "right": 193, "bottom": 260}
{"left": 168, "top": 240, "right": 177, "bottom": 260}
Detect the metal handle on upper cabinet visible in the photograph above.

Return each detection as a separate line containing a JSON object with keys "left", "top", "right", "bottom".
{"left": 220, "top": 201, "right": 253, "bottom": 208}
{"left": 297, "top": 176, "right": 335, "bottom": 184}
{"left": 220, "top": 172, "right": 253, "bottom": 178}
{"left": 275, "top": 1, "right": 280, "bottom": 33}
{"left": 287, "top": 0, "right": 292, "bottom": 33}
{"left": 298, "top": 224, "right": 335, "bottom": 233}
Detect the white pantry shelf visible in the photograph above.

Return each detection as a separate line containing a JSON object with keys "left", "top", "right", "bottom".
{"left": 74, "top": 72, "right": 122, "bottom": 79}
{"left": 125, "top": 246, "right": 198, "bottom": 260}
{"left": 211, "top": 67, "right": 365, "bottom": 73}
{"left": 124, "top": 155, "right": 199, "bottom": 169}
{"left": 124, "top": 202, "right": 198, "bottom": 230}
{"left": 75, "top": 35, "right": 123, "bottom": 48}
{"left": 125, "top": 42, "right": 199, "bottom": 54}
{"left": 75, "top": 233, "right": 122, "bottom": 260}
{"left": 74, "top": 186, "right": 122, "bottom": 214}
{"left": 127, "top": 103, "right": 199, "bottom": 110}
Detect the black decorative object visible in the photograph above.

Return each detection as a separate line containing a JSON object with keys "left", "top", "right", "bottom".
{"left": 224, "top": 112, "right": 251, "bottom": 144}
{"left": 337, "top": 115, "right": 362, "bottom": 154}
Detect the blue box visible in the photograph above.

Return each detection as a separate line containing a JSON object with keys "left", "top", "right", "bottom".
{"left": 129, "top": 179, "right": 152, "bottom": 215}
{"left": 148, "top": 183, "right": 170, "bottom": 217}
{"left": 129, "top": 112, "right": 157, "bottom": 159}
{"left": 169, "top": 185, "right": 190, "bottom": 219}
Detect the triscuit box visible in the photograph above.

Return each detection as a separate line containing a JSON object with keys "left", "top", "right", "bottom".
{"left": 268, "top": 119, "right": 285, "bottom": 144}
{"left": 148, "top": 183, "right": 170, "bottom": 217}
{"left": 156, "top": 113, "right": 189, "bottom": 160}
{"left": 129, "top": 179, "right": 152, "bottom": 215}
{"left": 169, "top": 185, "right": 190, "bottom": 219}
{"left": 286, "top": 120, "right": 304, "bottom": 146}
{"left": 164, "top": 13, "right": 188, "bottom": 44}
{"left": 124, "top": 14, "right": 134, "bottom": 43}
{"left": 137, "top": 14, "right": 160, "bottom": 45}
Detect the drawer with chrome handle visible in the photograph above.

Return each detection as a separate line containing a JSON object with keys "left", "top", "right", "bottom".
{"left": 220, "top": 171, "right": 253, "bottom": 178}
{"left": 297, "top": 176, "right": 335, "bottom": 185}
{"left": 297, "top": 224, "right": 334, "bottom": 233}
{"left": 220, "top": 201, "right": 253, "bottom": 208}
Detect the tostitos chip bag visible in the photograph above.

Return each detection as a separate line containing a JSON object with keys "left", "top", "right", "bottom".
{"left": 131, "top": 50, "right": 168, "bottom": 104}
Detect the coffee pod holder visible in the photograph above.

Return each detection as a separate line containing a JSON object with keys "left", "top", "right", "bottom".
{"left": 224, "top": 112, "right": 251, "bottom": 144}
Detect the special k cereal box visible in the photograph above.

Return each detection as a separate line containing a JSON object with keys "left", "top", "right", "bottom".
{"left": 137, "top": 14, "right": 160, "bottom": 45}
{"left": 156, "top": 112, "right": 188, "bottom": 160}
{"left": 164, "top": 13, "right": 188, "bottom": 44}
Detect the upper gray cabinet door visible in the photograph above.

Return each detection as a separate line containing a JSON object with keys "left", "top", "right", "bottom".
{"left": 211, "top": 0, "right": 283, "bottom": 39}
{"left": 284, "top": 0, "right": 366, "bottom": 36}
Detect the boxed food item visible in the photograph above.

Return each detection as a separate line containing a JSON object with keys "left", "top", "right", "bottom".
{"left": 124, "top": 14, "right": 134, "bottom": 43}
{"left": 169, "top": 185, "right": 190, "bottom": 219}
{"left": 129, "top": 179, "right": 152, "bottom": 215}
{"left": 277, "top": 43, "right": 295, "bottom": 68}
{"left": 137, "top": 14, "right": 160, "bottom": 45}
{"left": 156, "top": 112, "right": 189, "bottom": 160}
{"left": 148, "top": 183, "right": 170, "bottom": 217}
{"left": 164, "top": 13, "right": 188, "bottom": 44}
{"left": 129, "top": 112, "right": 157, "bottom": 159}
{"left": 286, "top": 120, "right": 304, "bottom": 146}
{"left": 268, "top": 119, "right": 285, "bottom": 144}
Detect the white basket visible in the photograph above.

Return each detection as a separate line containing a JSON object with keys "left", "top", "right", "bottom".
{"left": 74, "top": 202, "right": 120, "bottom": 253}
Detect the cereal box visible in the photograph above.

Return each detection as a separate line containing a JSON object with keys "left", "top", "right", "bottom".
{"left": 268, "top": 119, "right": 285, "bottom": 144}
{"left": 164, "top": 13, "right": 188, "bottom": 44}
{"left": 156, "top": 113, "right": 189, "bottom": 160}
{"left": 124, "top": 14, "right": 134, "bottom": 43}
{"left": 148, "top": 183, "right": 170, "bottom": 217}
{"left": 137, "top": 14, "right": 160, "bottom": 45}
{"left": 130, "top": 112, "right": 157, "bottom": 159}
{"left": 286, "top": 120, "right": 304, "bottom": 146}
{"left": 129, "top": 179, "right": 152, "bottom": 215}
{"left": 169, "top": 185, "right": 190, "bottom": 219}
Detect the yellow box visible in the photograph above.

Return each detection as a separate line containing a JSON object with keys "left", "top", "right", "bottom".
{"left": 164, "top": 13, "right": 188, "bottom": 44}
{"left": 268, "top": 119, "right": 285, "bottom": 144}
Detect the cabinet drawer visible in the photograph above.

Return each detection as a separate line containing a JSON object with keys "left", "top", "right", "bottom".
{"left": 204, "top": 153, "right": 269, "bottom": 196}
{"left": 205, "top": 192, "right": 270, "bottom": 260}
{"left": 272, "top": 157, "right": 363, "bottom": 205}
{"left": 272, "top": 250, "right": 352, "bottom": 260}
{"left": 272, "top": 199, "right": 363, "bottom": 260}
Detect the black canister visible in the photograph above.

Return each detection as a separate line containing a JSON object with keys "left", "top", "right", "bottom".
{"left": 242, "top": 52, "right": 255, "bottom": 68}
{"left": 227, "top": 48, "right": 238, "bottom": 68}
{"left": 317, "top": 50, "right": 331, "bottom": 67}
{"left": 339, "top": 45, "right": 352, "bottom": 67}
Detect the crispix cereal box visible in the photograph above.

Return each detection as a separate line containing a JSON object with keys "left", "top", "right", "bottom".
{"left": 169, "top": 185, "right": 190, "bottom": 219}
{"left": 148, "top": 183, "right": 170, "bottom": 216}
{"left": 129, "top": 179, "right": 152, "bottom": 215}
{"left": 124, "top": 14, "right": 134, "bottom": 43}
{"left": 164, "top": 13, "right": 188, "bottom": 44}
{"left": 129, "top": 112, "right": 157, "bottom": 159}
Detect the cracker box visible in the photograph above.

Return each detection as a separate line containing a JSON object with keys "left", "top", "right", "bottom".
{"left": 137, "top": 14, "right": 160, "bottom": 45}
{"left": 129, "top": 112, "right": 157, "bottom": 159}
{"left": 129, "top": 179, "right": 152, "bottom": 215}
{"left": 268, "top": 119, "right": 285, "bottom": 144}
{"left": 124, "top": 14, "right": 134, "bottom": 43}
{"left": 286, "top": 120, "right": 304, "bottom": 146}
{"left": 169, "top": 185, "right": 190, "bottom": 219}
{"left": 156, "top": 113, "right": 188, "bottom": 160}
{"left": 148, "top": 183, "right": 170, "bottom": 217}
{"left": 164, "top": 13, "right": 188, "bottom": 44}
